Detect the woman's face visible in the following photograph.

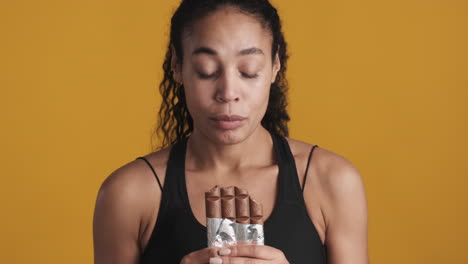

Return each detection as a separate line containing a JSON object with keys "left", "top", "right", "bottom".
{"left": 173, "top": 6, "right": 280, "bottom": 145}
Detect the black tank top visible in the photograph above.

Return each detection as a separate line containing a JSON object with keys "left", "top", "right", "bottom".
{"left": 136, "top": 131, "right": 327, "bottom": 263}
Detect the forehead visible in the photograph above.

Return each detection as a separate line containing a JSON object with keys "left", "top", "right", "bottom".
{"left": 182, "top": 7, "right": 273, "bottom": 57}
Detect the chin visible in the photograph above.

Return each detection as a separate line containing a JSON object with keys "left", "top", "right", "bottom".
{"left": 202, "top": 127, "right": 251, "bottom": 146}
{"left": 216, "top": 130, "right": 245, "bottom": 145}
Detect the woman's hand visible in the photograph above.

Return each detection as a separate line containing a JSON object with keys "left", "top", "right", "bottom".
{"left": 179, "top": 247, "right": 221, "bottom": 264}
{"left": 210, "top": 244, "right": 290, "bottom": 264}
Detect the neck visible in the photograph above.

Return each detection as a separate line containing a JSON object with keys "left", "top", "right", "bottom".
{"left": 186, "top": 127, "right": 274, "bottom": 173}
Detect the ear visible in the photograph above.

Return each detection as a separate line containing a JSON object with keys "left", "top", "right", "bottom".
{"left": 170, "top": 45, "right": 183, "bottom": 84}
{"left": 271, "top": 51, "right": 281, "bottom": 84}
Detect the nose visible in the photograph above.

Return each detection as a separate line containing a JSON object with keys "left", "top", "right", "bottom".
{"left": 215, "top": 69, "right": 240, "bottom": 103}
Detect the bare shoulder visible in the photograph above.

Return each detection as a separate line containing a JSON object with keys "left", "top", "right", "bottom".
{"left": 96, "top": 145, "right": 172, "bottom": 208}
{"left": 285, "top": 137, "right": 365, "bottom": 198}
{"left": 311, "top": 148, "right": 368, "bottom": 262}
{"left": 285, "top": 137, "right": 368, "bottom": 249}
{"left": 93, "top": 146, "right": 172, "bottom": 262}
{"left": 285, "top": 138, "right": 369, "bottom": 262}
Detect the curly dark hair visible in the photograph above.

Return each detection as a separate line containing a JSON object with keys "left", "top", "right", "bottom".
{"left": 152, "top": 0, "right": 290, "bottom": 150}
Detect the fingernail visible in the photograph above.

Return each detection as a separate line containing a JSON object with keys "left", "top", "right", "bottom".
{"left": 209, "top": 257, "right": 223, "bottom": 264}
{"left": 219, "top": 247, "right": 231, "bottom": 256}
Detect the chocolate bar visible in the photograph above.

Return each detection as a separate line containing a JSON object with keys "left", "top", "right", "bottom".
{"left": 205, "top": 185, "right": 264, "bottom": 247}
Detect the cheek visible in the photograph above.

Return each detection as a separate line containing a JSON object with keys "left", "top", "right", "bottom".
{"left": 243, "top": 83, "right": 271, "bottom": 123}
{"left": 248, "top": 78, "right": 271, "bottom": 107}
{"left": 183, "top": 83, "right": 213, "bottom": 117}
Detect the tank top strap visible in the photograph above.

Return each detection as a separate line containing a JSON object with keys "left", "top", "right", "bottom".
{"left": 269, "top": 131, "right": 306, "bottom": 205}
{"left": 161, "top": 138, "right": 189, "bottom": 209}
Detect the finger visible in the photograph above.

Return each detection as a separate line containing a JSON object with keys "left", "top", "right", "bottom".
{"left": 227, "top": 245, "right": 281, "bottom": 260}
{"left": 209, "top": 257, "right": 223, "bottom": 264}
{"left": 191, "top": 247, "right": 220, "bottom": 260}
{"left": 218, "top": 247, "right": 232, "bottom": 256}
{"left": 220, "top": 256, "right": 269, "bottom": 264}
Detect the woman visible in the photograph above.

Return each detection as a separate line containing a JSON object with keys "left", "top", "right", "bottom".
{"left": 93, "top": 0, "right": 369, "bottom": 263}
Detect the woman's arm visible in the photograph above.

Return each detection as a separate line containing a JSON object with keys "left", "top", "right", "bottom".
{"left": 93, "top": 168, "right": 149, "bottom": 264}
{"left": 322, "top": 157, "right": 369, "bottom": 264}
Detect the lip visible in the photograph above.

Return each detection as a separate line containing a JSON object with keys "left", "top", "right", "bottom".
{"left": 210, "top": 115, "right": 247, "bottom": 130}
{"left": 210, "top": 115, "right": 247, "bottom": 121}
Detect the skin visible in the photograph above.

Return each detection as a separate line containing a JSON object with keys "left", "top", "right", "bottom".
{"left": 93, "top": 6, "right": 369, "bottom": 264}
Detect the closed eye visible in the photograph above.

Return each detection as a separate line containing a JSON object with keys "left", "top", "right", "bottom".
{"left": 198, "top": 73, "right": 215, "bottom": 79}
{"left": 197, "top": 70, "right": 220, "bottom": 79}
{"left": 242, "top": 73, "right": 258, "bottom": 79}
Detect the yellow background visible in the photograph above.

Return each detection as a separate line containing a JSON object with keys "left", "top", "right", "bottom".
{"left": 1, "top": 0, "right": 467, "bottom": 263}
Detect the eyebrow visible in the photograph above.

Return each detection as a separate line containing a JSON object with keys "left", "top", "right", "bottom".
{"left": 192, "top": 47, "right": 264, "bottom": 56}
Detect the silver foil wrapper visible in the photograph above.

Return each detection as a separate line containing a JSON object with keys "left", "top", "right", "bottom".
{"left": 207, "top": 218, "right": 264, "bottom": 247}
